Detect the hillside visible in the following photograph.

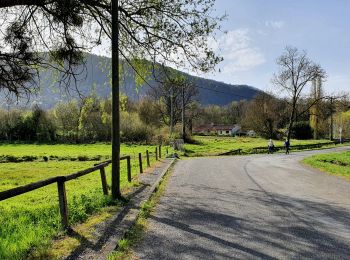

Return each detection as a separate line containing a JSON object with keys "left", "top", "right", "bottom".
{"left": 1, "top": 53, "right": 262, "bottom": 109}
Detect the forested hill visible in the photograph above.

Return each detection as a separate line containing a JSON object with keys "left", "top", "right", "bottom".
{"left": 2, "top": 53, "right": 262, "bottom": 109}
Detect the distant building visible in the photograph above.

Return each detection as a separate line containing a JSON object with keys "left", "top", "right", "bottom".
{"left": 246, "top": 130, "right": 257, "bottom": 137}
{"left": 193, "top": 123, "right": 243, "bottom": 136}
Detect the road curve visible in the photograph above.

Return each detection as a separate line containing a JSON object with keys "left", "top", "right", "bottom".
{"left": 135, "top": 147, "right": 350, "bottom": 259}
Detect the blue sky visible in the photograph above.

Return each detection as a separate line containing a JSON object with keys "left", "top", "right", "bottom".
{"left": 200, "top": 0, "right": 350, "bottom": 94}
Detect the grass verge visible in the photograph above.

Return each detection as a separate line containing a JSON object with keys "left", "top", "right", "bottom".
{"left": 303, "top": 150, "right": 350, "bottom": 179}
{"left": 107, "top": 163, "right": 174, "bottom": 259}
{"left": 183, "top": 136, "right": 335, "bottom": 157}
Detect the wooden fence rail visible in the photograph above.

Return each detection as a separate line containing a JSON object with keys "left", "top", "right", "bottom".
{"left": 252, "top": 141, "right": 337, "bottom": 154}
{"left": 0, "top": 144, "right": 166, "bottom": 230}
{"left": 0, "top": 152, "right": 144, "bottom": 230}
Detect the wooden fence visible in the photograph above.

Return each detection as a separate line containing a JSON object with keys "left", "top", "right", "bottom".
{"left": 220, "top": 140, "right": 348, "bottom": 156}
{"left": 252, "top": 141, "right": 339, "bottom": 154}
{"left": 0, "top": 146, "right": 165, "bottom": 230}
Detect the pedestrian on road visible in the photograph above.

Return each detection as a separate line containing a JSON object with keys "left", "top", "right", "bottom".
{"left": 268, "top": 139, "right": 274, "bottom": 154}
{"left": 284, "top": 139, "right": 290, "bottom": 154}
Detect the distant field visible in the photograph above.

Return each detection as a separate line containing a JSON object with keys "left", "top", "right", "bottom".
{"left": 303, "top": 151, "right": 350, "bottom": 178}
{"left": 184, "top": 136, "right": 333, "bottom": 157}
{"left": 0, "top": 143, "right": 166, "bottom": 259}
{"left": 0, "top": 143, "right": 160, "bottom": 162}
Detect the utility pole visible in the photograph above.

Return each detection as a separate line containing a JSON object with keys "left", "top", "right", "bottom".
{"left": 111, "top": 0, "right": 121, "bottom": 199}
{"left": 329, "top": 97, "right": 334, "bottom": 141}
{"left": 182, "top": 84, "right": 185, "bottom": 140}
{"left": 170, "top": 86, "right": 174, "bottom": 136}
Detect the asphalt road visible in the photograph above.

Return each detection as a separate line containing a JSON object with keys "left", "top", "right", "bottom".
{"left": 135, "top": 147, "right": 350, "bottom": 259}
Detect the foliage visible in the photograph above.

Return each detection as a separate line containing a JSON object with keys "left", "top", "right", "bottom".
{"left": 291, "top": 121, "right": 313, "bottom": 139}
{"left": 241, "top": 93, "right": 286, "bottom": 139}
{"left": 120, "top": 111, "right": 155, "bottom": 143}
{"left": 0, "top": 0, "right": 224, "bottom": 97}
{"left": 0, "top": 94, "right": 162, "bottom": 143}
{"left": 335, "top": 110, "right": 350, "bottom": 138}
{"left": 0, "top": 106, "right": 56, "bottom": 142}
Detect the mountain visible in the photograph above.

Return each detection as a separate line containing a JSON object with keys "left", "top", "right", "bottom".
{"left": 1, "top": 53, "right": 262, "bottom": 109}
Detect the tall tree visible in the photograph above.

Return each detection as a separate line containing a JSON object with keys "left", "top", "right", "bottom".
{"left": 0, "top": 0, "right": 224, "bottom": 97}
{"left": 272, "top": 46, "right": 326, "bottom": 142}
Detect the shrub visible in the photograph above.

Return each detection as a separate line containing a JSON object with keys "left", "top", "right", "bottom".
{"left": 291, "top": 121, "right": 313, "bottom": 139}
{"left": 120, "top": 111, "right": 155, "bottom": 143}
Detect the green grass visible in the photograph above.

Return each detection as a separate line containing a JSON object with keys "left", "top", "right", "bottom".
{"left": 303, "top": 151, "right": 350, "bottom": 178}
{"left": 0, "top": 143, "right": 160, "bottom": 162}
{"left": 0, "top": 143, "right": 167, "bottom": 260}
{"left": 183, "top": 136, "right": 332, "bottom": 156}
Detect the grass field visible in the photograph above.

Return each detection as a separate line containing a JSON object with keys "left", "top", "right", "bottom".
{"left": 0, "top": 143, "right": 160, "bottom": 162}
{"left": 303, "top": 151, "right": 350, "bottom": 178}
{"left": 183, "top": 136, "right": 333, "bottom": 156}
{"left": 0, "top": 138, "right": 339, "bottom": 258}
{"left": 0, "top": 143, "right": 164, "bottom": 259}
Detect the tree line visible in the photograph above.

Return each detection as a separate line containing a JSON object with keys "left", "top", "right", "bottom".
{"left": 2, "top": 88, "right": 348, "bottom": 143}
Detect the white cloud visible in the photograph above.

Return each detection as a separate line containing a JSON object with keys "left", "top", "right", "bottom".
{"left": 209, "top": 29, "right": 265, "bottom": 74}
{"left": 265, "top": 20, "right": 285, "bottom": 29}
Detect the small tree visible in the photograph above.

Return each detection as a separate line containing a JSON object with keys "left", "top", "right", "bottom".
{"left": 272, "top": 46, "right": 326, "bottom": 142}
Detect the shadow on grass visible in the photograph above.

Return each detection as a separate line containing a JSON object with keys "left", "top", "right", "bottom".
{"left": 65, "top": 184, "right": 148, "bottom": 259}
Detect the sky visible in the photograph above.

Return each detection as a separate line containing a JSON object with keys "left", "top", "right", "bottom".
{"left": 91, "top": 0, "right": 350, "bottom": 95}
{"left": 196, "top": 0, "right": 350, "bottom": 94}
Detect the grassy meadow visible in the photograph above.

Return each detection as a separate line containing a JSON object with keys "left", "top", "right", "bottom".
{"left": 0, "top": 143, "right": 164, "bottom": 259}
{"left": 183, "top": 136, "right": 333, "bottom": 157}
{"left": 0, "top": 137, "right": 341, "bottom": 258}
{"left": 303, "top": 151, "right": 350, "bottom": 178}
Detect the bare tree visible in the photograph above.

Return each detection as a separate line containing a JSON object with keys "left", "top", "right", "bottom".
{"left": 0, "top": 0, "right": 224, "bottom": 97}
{"left": 149, "top": 74, "right": 198, "bottom": 130}
{"left": 272, "top": 46, "right": 326, "bottom": 142}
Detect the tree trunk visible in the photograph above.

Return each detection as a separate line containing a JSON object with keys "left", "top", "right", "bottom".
{"left": 287, "top": 99, "right": 297, "bottom": 142}
{"left": 111, "top": 0, "right": 121, "bottom": 199}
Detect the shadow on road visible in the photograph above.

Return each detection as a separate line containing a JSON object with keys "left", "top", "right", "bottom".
{"left": 138, "top": 183, "right": 350, "bottom": 259}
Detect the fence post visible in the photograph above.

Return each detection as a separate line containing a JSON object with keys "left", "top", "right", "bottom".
{"left": 138, "top": 153, "right": 143, "bottom": 173}
{"left": 146, "top": 150, "right": 150, "bottom": 167}
{"left": 159, "top": 145, "right": 162, "bottom": 158}
{"left": 99, "top": 167, "right": 108, "bottom": 195}
{"left": 127, "top": 156, "right": 132, "bottom": 182}
{"left": 155, "top": 147, "right": 158, "bottom": 160}
{"left": 57, "top": 177, "right": 69, "bottom": 230}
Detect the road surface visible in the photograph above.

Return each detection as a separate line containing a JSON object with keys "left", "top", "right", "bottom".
{"left": 135, "top": 147, "right": 350, "bottom": 259}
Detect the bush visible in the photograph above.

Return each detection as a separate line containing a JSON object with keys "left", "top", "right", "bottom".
{"left": 291, "top": 121, "right": 313, "bottom": 139}
{"left": 120, "top": 111, "right": 155, "bottom": 142}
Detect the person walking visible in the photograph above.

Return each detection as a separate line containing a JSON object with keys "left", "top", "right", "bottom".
{"left": 268, "top": 139, "right": 274, "bottom": 154}
{"left": 284, "top": 139, "right": 290, "bottom": 154}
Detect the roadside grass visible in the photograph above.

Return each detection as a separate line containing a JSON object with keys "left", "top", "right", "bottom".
{"left": 0, "top": 144, "right": 164, "bottom": 259}
{"left": 183, "top": 136, "right": 332, "bottom": 156}
{"left": 29, "top": 206, "right": 119, "bottom": 259}
{"left": 303, "top": 151, "right": 350, "bottom": 178}
{"left": 108, "top": 164, "right": 174, "bottom": 260}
